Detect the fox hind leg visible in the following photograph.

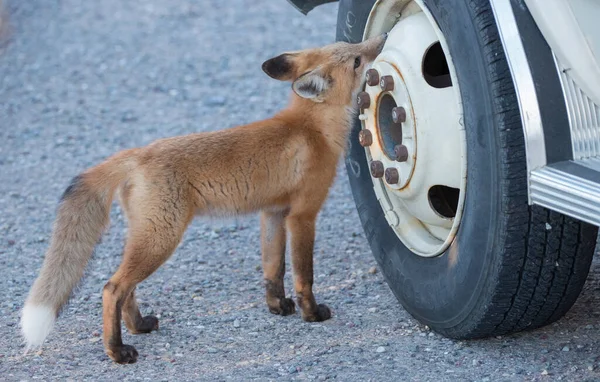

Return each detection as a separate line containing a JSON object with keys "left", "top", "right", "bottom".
{"left": 103, "top": 195, "right": 192, "bottom": 364}
{"left": 122, "top": 288, "right": 159, "bottom": 334}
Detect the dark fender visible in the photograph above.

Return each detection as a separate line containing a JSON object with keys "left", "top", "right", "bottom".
{"left": 286, "top": 0, "right": 339, "bottom": 15}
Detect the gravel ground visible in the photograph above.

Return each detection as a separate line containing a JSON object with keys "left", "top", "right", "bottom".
{"left": 1, "top": 1, "right": 600, "bottom": 381}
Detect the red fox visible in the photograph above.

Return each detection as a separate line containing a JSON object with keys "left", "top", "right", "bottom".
{"left": 20, "top": 34, "right": 387, "bottom": 363}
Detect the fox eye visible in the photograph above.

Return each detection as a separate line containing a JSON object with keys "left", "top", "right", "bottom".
{"left": 353, "top": 56, "right": 361, "bottom": 69}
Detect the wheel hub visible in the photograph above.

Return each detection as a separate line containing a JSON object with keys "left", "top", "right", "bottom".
{"left": 359, "top": 61, "right": 416, "bottom": 189}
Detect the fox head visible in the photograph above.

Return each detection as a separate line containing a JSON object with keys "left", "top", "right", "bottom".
{"left": 262, "top": 34, "right": 387, "bottom": 106}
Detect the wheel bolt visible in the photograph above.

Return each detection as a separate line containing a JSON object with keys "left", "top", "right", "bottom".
{"left": 358, "top": 129, "right": 373, "bottom": 147}
{"left": 392, "top": 106, "right": 406, "bottom": 123}
{"left": 394, "top": 144, "right": 409, "bottom": 162}
{"left": 365, "top": 69, "right": 380, "bottom": 86}
{"left": 380, "top": 75, "right": 394, "bottom": 91}
{"left": 385, "top": 168, "right": 400, "bottom": 184}
{"left": 370, "top": 161, "right": 384, "bottom": 178}
{"left": 356, "top": 91, "right": 371, "bottom": 109}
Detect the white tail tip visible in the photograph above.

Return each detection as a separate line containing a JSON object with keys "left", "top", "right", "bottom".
{"left": 20, "top": 304, "right": 56, "bottom": 350}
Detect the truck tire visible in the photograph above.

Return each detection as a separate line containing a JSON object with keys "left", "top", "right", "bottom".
{"left": 337, "top": 0, "right": 598, "bottom": 338}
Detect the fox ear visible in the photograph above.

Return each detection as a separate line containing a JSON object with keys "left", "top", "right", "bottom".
{"left": 262, "top": 53, "right": 295, "bottom": 81}
{"left": 292, "top": 69, "right": 330, "bottom": 102}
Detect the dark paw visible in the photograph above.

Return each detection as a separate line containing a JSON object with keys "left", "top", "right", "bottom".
{"left": 132, "top": 315, "right": 159, "bottom": 334}
{"left": 108, "top": 344, "right": 139, "bottom": 364}
{"left": 302, "top": 304, "right": 332, "bottom": 322}
{"left": 268, "top": 298, "right": 296, "bottom": 316}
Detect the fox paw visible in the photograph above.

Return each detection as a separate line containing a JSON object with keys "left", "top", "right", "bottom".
{"left": 108, "top": 344, "right": 138, "bottom": 364}
{"left": 131, "top": 315, "right": 159, "bottom": 334}
{"left": 302, "top": 304, "right": 332, "bottom": 322}
{"left": 268, "top": 298, "right": 296, "bottom": 316}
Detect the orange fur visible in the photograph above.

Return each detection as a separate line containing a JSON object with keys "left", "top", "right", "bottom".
{"left": 20, "top": 35, "right": 387, "bottom": 363}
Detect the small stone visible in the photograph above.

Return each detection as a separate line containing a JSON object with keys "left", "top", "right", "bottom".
{"left": 89, "top": 337, "right": 101, "bottom": 343}
{"left": 541, "top": 369, "right": 549, "bottom": 376}
{"left": 121, "top": 111, "right": 138, "bottom": 123}
{"left": 368, "top": 266, "right": 378, "bottom": 274}
{"left": 368, "top": 307, "right": 377, "bottom": 313}
{"left": 288, "top": 366, "right": 298, "bottom": 374}
{"left": 545, "top": 223, "right": 552, "bottom": 230}
{"left": 233, "top": 319, "right": 240, "bottom": 328}
{"left": 152, "top": 85, "right": 166, "bottom": 93}
{"left": 562, "top": 346, "right": 570, "bottom": 352}
{"left": 588, "top": 365, "right": 594, "bottom": 371}
{"left": 207, "top": 347, "right": 218, "bottom": 354}
{"left": 204, "top": 96, "right": 226, "bottom": 107}
{"left": 541, "top": 349, "right": 548, "bottom": 354}
{"left": 472, "top": 359, "right": 479, "bottom": 366}
{"left": 376, "top": 346, "right": 386, "bottom": 353}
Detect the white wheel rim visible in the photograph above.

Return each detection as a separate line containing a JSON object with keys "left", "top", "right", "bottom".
{"left": 360, "top": 0, "right": 466, "bottom": 257}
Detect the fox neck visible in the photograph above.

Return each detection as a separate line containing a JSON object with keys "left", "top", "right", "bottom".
{"left": 284, "top": 95, "right": 357, "bottom": 154}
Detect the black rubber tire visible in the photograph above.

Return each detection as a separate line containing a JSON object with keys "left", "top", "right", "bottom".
{"left": 337, "top": 0, "right": 598, "bottom": 339}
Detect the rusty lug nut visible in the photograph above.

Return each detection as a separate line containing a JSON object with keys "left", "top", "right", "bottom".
{"left": 384, "top": 168, "right": 400, "bottom": 185}
{"left": 394, "top": 144, "right": 409, "bottom": 162}
{"left": 358, "top": 129, "right": 373, "bottom": 147}
{"left": 380, "top": 75, "right": 394, "bottom": 91}
{"left": 356, "top": 91, "right": 371, "bottom": 109}
{"left": 365, "top": 68, "right": 380, "bottom": 86}
{"left": 370, "top": 161, "right": 384, "bottom": 178}
{"left": 392, "top": 106, "right": 406, "bottom": 123}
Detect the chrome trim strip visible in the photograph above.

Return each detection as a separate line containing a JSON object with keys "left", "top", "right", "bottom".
{"left": 490, "top": 0, "right": 547, "bottom": 176}
{"left": 530, "top": 166, "right": 600, "bottom": 226}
